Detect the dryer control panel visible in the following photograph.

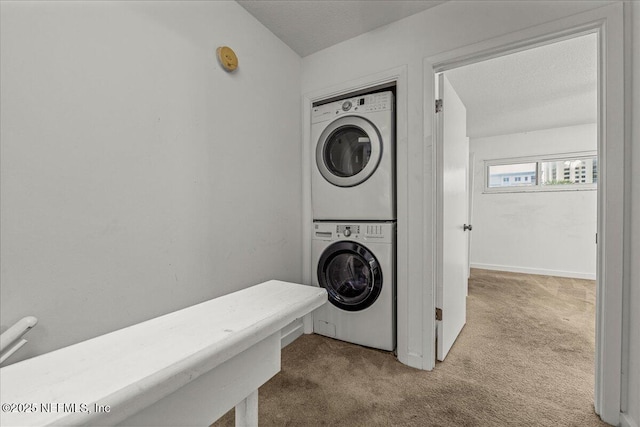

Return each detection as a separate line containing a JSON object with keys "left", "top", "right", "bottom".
{"left": 311, "top": 91, "right": 394, "bottom": 124}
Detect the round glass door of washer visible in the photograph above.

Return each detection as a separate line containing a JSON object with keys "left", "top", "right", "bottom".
{"left": 317, "top": 241, "right": 383, "bottom": 311}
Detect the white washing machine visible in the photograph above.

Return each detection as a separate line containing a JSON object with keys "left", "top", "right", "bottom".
{"left": 311, "top": 91, "right": 395, "bottom": 221}
{"left": 312, "top": 221, "right": 396, "bottom": 351}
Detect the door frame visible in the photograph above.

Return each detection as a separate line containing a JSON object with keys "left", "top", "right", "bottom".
{"left": 425, "top": 3, "right": 626, "bottom": 425}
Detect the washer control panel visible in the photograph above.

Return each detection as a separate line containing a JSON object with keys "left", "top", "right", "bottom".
{"left": 335, "top": 224, "right": 386, "bottom": 239}
{"left": 337, "top": 225, "right": 359, "bottom": 237}
{"left": 364, "top": 224, "right": 385, "bottom": 238}
{"left": 311, "top": 91, "right": 394, "bottom": 124}
{"left": 313, "top": 222, "right": 395, "bottom": 244}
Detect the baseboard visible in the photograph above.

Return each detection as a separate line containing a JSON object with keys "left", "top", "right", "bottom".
{"left": 280, "top": 319, "right": 304, "bottom": 349}
{"left": 620, "top": 412, "right": 639, "bottom": 427}
{"left": 470, "top": 263, "right": 596, "bottom": 280}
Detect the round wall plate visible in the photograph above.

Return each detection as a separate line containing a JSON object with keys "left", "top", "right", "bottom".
{"left": 217, "top": 46, "right": 238, "bottom": 72}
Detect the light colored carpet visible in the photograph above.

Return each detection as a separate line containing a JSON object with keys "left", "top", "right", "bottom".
{"left": 214, "top": 269, "right": 606, "bottom": 426}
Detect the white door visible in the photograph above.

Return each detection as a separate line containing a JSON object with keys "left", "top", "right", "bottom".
{"left": 436, "top": 73, "right": 469, "bottom": 361}
{"left": 468, "top": 150, "right": 475, "bottom": 283}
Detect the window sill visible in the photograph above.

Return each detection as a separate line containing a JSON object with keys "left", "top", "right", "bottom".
{"left": 483, "top": 185, "right": 597, "bottom": 194}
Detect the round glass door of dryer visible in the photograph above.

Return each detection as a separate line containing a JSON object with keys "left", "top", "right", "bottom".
{"left": 317, "top": 241, "right": 383, "bottom": 311}
{"left": 316, "top": 116, "right": 382, "bottom": 187}
{"left": 324, "top": 127, "right": 369, "bottom": 177}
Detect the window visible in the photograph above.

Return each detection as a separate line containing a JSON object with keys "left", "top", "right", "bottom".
{"left": 540, "top": 156, "right": 597, "bottom": 186}
{"left": 485, "top": 152, "right": 597, "bottom": 193}
{"left": 487, "top": 163, "right": 537, "bottom": 188}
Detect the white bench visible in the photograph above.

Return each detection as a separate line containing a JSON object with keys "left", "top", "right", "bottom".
{"left": 0, "top": 280, "right": 326, "bottom": 426}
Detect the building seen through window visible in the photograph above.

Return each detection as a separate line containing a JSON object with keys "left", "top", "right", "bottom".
{"left": 488, "top": 162, "right": 537, "bottom": 187}
{"left": 541, "top": 158, "right": 597, "bottom": 185}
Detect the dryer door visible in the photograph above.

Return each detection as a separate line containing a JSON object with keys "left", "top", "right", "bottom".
{"left": 316, "top": 116, "right": 382, "bottom": 187}
{"left": 317, "top": 241, "right": 383, "bottom": 311}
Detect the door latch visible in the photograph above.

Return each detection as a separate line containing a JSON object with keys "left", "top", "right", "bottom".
{"left": 463, "top": 224, "right": 472, "bottom": 231}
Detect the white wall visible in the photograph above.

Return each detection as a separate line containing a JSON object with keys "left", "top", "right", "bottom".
{"left": 626, "top": 2, "right": 639, "bottom": 426}
{"left": 469, "top": 124, "right": 597, "bottom": 279}
{"left": 0, "top": 1, "right": 302, "bottom": 362}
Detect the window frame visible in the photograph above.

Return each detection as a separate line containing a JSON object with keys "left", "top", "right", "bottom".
{"left": 483, "top": 151, "right": 597, "bottom": 194}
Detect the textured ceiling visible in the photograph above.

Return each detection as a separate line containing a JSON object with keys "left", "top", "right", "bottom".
{"left": 445, "top": 33, "right": 597, "bottom": 138}
{"left": 237, "top": 1, "right": 596, "bottom": 139}
{"left": 237, "top": 0, "right": 444, "bottom": 57}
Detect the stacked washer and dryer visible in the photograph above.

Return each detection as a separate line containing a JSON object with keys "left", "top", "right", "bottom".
{"left": 311, "top": 91, "right": 396, "bottom": 351}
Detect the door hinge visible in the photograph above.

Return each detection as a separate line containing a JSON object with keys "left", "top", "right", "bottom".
{"left": 595, "top": 233, "right": 598, "bottom": 244}
{"left": 435, "top": 99, "right": 443, "bottom": 113}
{"left": 435, "top": 307, "right": 443, "bottom": 321}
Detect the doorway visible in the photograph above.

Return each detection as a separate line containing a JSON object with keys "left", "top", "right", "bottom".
{"left": 429, "top": 5, "right": 626, "bottom": 422}
{"left": 448, "top": 33, "right": 598, "bottom": 282}
{"left": 435, "top": 31, "right": 599, "bottom": 414}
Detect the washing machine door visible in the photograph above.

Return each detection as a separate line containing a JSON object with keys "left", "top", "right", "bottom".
{"left": 316, "top": 116, "right": 382, "bottom": 187}
{"left": 317, "top": 241, "right": 383, "bottom": 311}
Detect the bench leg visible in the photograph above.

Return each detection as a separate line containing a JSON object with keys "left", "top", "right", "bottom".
{"left": 235, "top": 389, "right": 258, "bottom": 427}
{"left": 303, "top": 313, "right": 313, "bottom": 334}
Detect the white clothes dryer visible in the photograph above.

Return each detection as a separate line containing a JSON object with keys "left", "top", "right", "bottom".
{"left": 311, "top": 91, "right": 395, "bottom": 221}
{"left": 312, "top": 221, "right": 396, "bottom": 351}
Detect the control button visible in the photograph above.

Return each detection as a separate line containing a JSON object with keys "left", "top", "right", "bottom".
{"left": 344, "top": 229, "right": 351, "bottom": 237}
{"left": 342, "top": 101, "right": 352, "bottom": 111}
